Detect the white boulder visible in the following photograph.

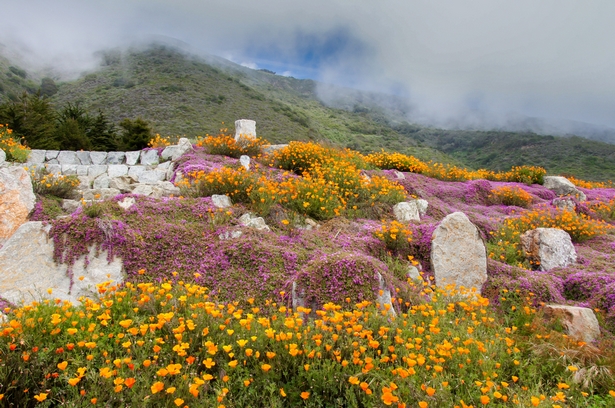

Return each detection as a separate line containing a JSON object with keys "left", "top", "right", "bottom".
{"left": 431, "top": 212, "right": 487, "bottom": 294}
{"left": 0, "top": 222, "right": 124, "bottom": 305}
{"left": 520, "top": 228, "right": 577, "bottom": 271}
{"left": 544, "top": 305, "right": 600, "bottom": 343}
{"left": 393, "top": 201, "right": 420, "bottom": 222}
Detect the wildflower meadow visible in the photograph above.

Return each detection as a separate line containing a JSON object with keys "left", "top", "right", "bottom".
{"left": 1, "top": 135, "right": 615, "bottom": 406}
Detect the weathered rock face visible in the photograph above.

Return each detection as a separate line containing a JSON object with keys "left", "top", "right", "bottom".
{"left": 0, "top": 167, "right": 36, "bottom": 242}
{"left": 393, "top": 201, "right": 420, "bottom": 222}
{"left": 0, "top": 222, "right": 124, "bottom": 305}
{"left": 544, "top": 305, "right": 600, "bottom": 342}
{"left": 415, "top": 199, "right": 429, "bottom": 217}
{"left": 240, "top": 155, "right": 250, "bottom": 171}
{"left": 552, "top": 197, "right": 576, "bottom": 211}
{"left": 431, "top": 212, "right": 487, "bottom": 293}
{"left": 0, "top": 149, "right": 6, "bottom": 165}
{"left": 161, "top": 138, "right": 194, "bottom": 161}
{"left": 212, "top": 194, "right": 232, "bottom": 208}
{"left": 238, "top": 213, "right": 270, "bottom": 231}
{"left": 234, "top": 119, "right": 256, "bottom": 141}
{"left": 543, "top": 176, "right": 586, "bottom": 201}
{"left": 520, "top": 228, "right": 576, "bottom": 271}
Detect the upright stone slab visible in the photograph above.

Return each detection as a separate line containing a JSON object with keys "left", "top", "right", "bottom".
{"left": 431, "top": 212, "right": 487, "bottom": 293}
{"left": 234, "top": 119, "right": 256, "bottom": 141}
{"left": 88, "top": 165, "right": 108, "bottom": 179}
{"left": 45, "top": 150, "right": 59, "bottom": 161}
{"left": 106, "top": 152, "right": 125, "bottom": 165}
{"left": 61, "top": 164, "right": 78, "bottom": 175}
{"left": 0, "top": 222, "right": 123, "bottom": 305}
{"left": 240, "top": 155, "right": 250, "bottom": 171}
{"left": 0, "top": 167, "right": 36, "bottom": 242}
{"left": 108, "top": 164, "right": 129, "bottom": 178}
{"left": 520, "top": 228, "right": 576, "bottom": 271}
{"left": 76, "top": 151, "right": 92, "bottom": 165}
{"left": 138, "top": 170, "right": 166, "bottom": 184}
{"left": 0, "top": 149, "right": 5, "bottom": 166}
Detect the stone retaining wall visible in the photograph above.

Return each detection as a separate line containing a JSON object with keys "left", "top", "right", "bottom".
{"left": 15, "top": 139, "right": 193, "bottom": 190}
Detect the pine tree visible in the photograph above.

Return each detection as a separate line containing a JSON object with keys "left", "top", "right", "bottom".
{"left": 0, "top": 92, "right": 59, "bottom": 149}
{"left": 119, "top": 117, "right": 153, "bottom": 151}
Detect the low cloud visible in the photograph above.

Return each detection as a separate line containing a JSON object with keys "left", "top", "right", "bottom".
{"left": 2, "top": 0, "right": 615, "bottom": 131}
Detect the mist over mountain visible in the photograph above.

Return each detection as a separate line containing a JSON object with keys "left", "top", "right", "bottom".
{"left": 3, "top": 41, "right": 615, "bottom": 180}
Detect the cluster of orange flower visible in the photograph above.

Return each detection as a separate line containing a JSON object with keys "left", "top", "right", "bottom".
{"left": 488, "top": 186, "right": 534, "bottom": 208}
{"left": 0, "top": 123, "right": 30, "bottom": 162}
{"left": 2, "top": 278, "right": 605, "bottom": 406}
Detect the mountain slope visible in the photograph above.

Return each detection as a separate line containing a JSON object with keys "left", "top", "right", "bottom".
{"left": 3, "top": 42, "right": 615, "bottom": 180}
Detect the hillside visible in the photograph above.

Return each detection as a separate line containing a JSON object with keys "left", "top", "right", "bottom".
{"left": 0, "top": 45, "right": 39, "bottom": 100}
{"left": 50, "top": 45, "right": 443, "bottom": 159}
{"left": 3, "top": 43, "right": 615, "bottom": 180}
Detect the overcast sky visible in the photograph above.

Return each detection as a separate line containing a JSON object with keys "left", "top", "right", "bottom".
{"left": 2, "top": 0, "right": 615, "bottom": 130}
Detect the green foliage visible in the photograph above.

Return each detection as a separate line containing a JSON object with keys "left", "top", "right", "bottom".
{"left": 0, "top": 92, "right": 59, "bottom": 149}
{"left": 40, "top": 77, "right": 58, "bottom": 97}
{"left": 30, "top": 168, "right": 80, "bottom": 199}
{"left": 119, "top": 117, "right": 153, "bottom": 151}
{"left": 0, "top": 124, "right": 30, "bottom": 162}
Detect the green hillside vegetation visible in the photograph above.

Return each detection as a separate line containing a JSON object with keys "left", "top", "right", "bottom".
{"left": 49, "top": 46, "right": 456, "bottom": 161}
{"left": 418, "top": 130, "right": 615, "bottom": 182}
{"left": 2, "top": 43, "right": 615, "bottom": 180}
{"left": 0, "top": 52, "right": 39, "bottom": 100}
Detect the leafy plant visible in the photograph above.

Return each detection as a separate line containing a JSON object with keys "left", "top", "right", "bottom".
{"left": 30, "top": 167, "right": 80, "bottom": 199}
{"left": 0, "top": 124, "right": 29, "bottom": 162}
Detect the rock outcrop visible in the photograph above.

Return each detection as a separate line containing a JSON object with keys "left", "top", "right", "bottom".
{"left": 0, "top": 167, "right": 36, "bottom": 242}
{"left": 520, "top": 228, "right": 576, "bottom": 271}
{"left": 543, "top": 176, "right": 586, "bottom": 201}
{"left": 393, "top": 201, "right": 420, "bottom": 222}
{"left": 544, "top": 305, "right": 600, "bottom": 342}
{"left": 239, "top": 213, "right": 270, "bottom": 231}
{"left": 0, "top": 222, "right": 123, "bottom": 305}
{"left": 431, "top": 212, "right": 487, "bottom": 293}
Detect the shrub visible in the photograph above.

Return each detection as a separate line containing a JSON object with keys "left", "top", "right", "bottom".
{"left": 277, "top": 175, "right": 344, "bottom": 220}
{"left": 177, "top": 166, "right": 252, "bottom": 203}
{"left": 488, "top": 207, "right": 614, "bottom": 267}
{"left": 365, "top": 150, "right": 428, "bottom": 173}
{"left": 488, "top": 186, "right": 534, "bottom": 208}
{"left": 147, "top": 134, "right": 177, "bottom": 148}
{"left": 196, "top": 132, "right": 267, "bottom": 158}
{"left": 374, "top": 220, "right": 413, "bottom": 256}
{"left": 0, "top": 124, "right": 30, "bottom": 162}
{"left": 295, "top": 251, "right": 387, "bottom": 307}
{"left": 30, "top": 168, "right": 80, "bottom": 199}
{"left": 500, "top": 165, "right": 546, "bottom": 185}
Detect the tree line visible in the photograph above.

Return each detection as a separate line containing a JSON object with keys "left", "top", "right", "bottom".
{"left": 0, "top": 92, "right": 154, "bottom": 151}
